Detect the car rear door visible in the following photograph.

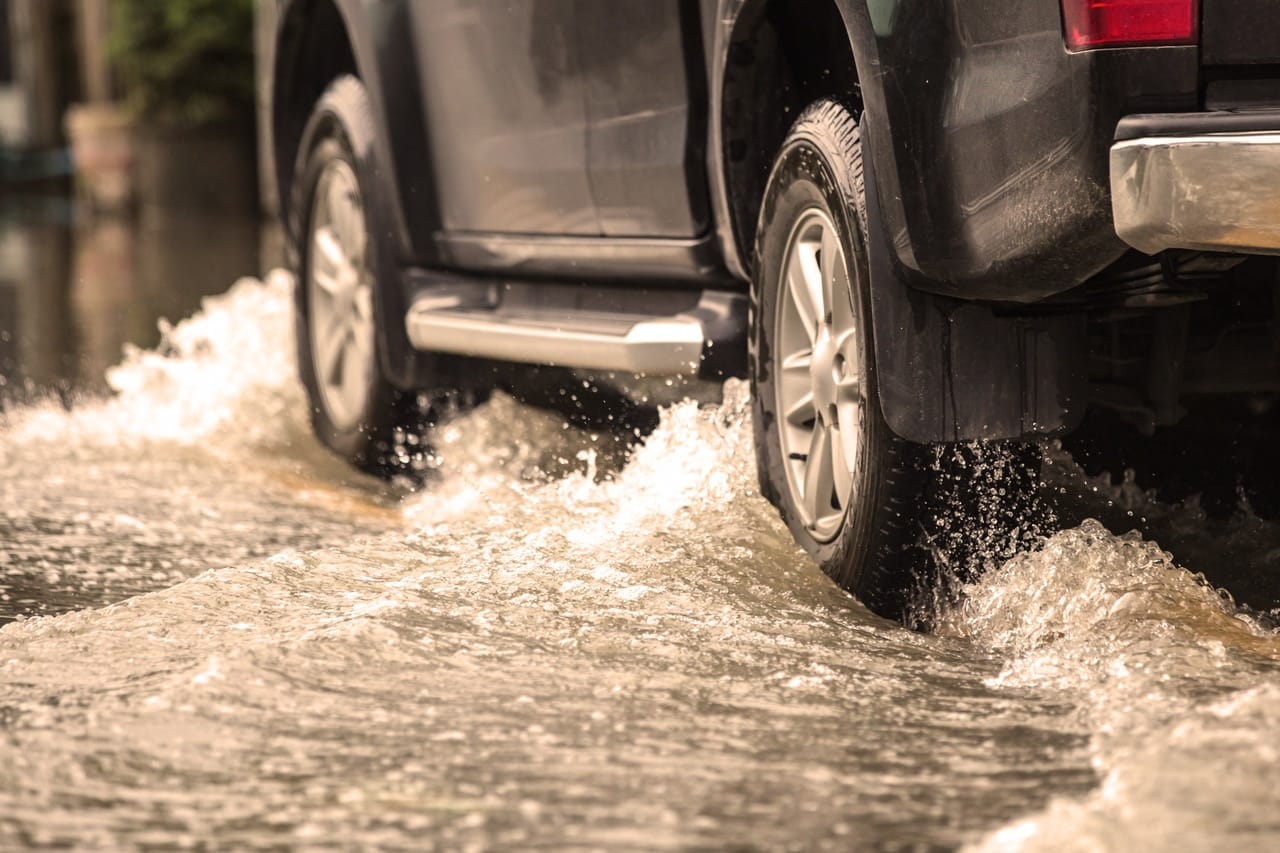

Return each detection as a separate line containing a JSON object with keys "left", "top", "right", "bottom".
{"left": 574, "top": 0, "right": 711, "bottom": 238}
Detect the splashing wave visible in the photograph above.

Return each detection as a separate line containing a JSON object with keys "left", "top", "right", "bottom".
{"left": 2, "top": 272, "right": 1278, "bottom": 848}
{"left": 950, "top": 521, "right": 1280, "bottom": 851}
{"left": 4, "top": 271, "right": 306, "bottom": 451}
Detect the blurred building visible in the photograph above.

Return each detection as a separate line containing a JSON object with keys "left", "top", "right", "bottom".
{"left": 1, "top": 0, "right": 38, "bottom": 148}
{"left": 255, "top": 0, "right": 279, "bottom": 218}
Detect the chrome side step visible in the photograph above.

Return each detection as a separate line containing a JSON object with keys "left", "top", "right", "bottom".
{"left": 404, "top": 282, "right": 745, "bottom": 377}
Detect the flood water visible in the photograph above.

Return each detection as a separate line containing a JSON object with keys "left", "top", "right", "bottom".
{"left": 1, "top": 208, "right": 1279, "bottom": 849}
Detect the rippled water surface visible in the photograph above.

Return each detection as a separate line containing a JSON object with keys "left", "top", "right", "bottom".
{"left": 2, "top": 274, "right": 1278, "bottom": 850}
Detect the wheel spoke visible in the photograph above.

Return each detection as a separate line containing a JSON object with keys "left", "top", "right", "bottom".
{"left": 324, "top": 302, "right": 347, "bottom": 341}
{"left": 799, "top": 239, "right": 827, "bottom": 322}
{"left": 837, "top": 375, "right": 863, "bottom": 405}
{"left": 314, "top": 228, "right": 345, "bottom": 277}
{"left": 339, "top": 335, "right": 367, "bottom": 413}
{"left": 328, "top": 174, "right": 351, "bottom": 250}
{"left": 785, "top": 391, "right": 816, "bottom": 426}
{"left": 318, "top": 321, "right": 348, "bottom": 386}
{"left": 831, "top": 287, "right": 858, "bottom": 347}
{"left": 802, "top": 424, "right": 835, "bottom": 525}
{"left": 781, "top": 349, "right": 812, "bottom": 373}
{"left": 350, "top": 297, "right": 375, "bottom": 362}
{"left": 834, "top": 323, "right": 859, "bottom": 354}
{"left": 829, "top": 422, "right": 853, "bottom": 510}
{"left": 349, "top": 202, "right": 367, "bottom": 267}
{"left": 313, "top": 268, "right": 341, "bottom": 299}
{"left": 819, "top": 225, "right": 840, "bottom": 323}
{"left": 342, "top": 194, "right": 366, "bottom": 265}
{"left": 786, "top": 246, "right": 821, "bottom": 341}
{"left": 352, "top": 285, "right": 373, "bottom": 323}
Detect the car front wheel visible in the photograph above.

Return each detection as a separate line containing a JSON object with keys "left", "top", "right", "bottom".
{"left": 291, "top": 75, "right": 443, "bottom": 476}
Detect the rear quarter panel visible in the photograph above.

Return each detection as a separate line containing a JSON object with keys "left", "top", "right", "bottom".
{"left": 836, "top": 0, "right": 1198, "bottom": 301}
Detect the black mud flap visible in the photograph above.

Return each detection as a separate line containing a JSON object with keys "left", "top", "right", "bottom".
{"left": 861, "top": 119, "right": 1088, "bottom": 443}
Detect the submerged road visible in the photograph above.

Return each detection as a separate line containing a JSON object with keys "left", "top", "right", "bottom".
{"left": 1, "top": 274, "right": 1278, "bottom": 849}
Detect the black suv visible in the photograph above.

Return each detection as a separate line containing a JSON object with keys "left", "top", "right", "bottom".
{"left": 265, "top": 0, "right": 1280, "bottom": 619}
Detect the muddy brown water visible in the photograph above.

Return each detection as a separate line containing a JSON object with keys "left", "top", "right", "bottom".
{"left": 2, "top": 269, "right": 1279, "bottom": 850}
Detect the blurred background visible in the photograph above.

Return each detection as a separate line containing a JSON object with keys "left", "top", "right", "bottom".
{"left": 0, "top": 0, "right": 274, "bottom": 404}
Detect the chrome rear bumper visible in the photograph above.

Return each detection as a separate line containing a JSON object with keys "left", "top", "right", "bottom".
{"left": 1111, "top": 131, "right": 1280, "bottom": 256}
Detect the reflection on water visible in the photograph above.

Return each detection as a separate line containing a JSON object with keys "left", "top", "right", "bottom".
{"left": 0, "top": 195, "right": 262, "bottom": 401}
{"left": 0, "top": 198, "right": 74, "bottom": 396}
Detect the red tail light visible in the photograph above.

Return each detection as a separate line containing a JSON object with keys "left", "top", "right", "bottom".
{"left": 1061, "top": 0, "right": 1199, "bottom": 50}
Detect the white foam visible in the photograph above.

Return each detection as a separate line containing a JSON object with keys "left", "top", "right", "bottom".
{"left": 953, "top": 521, "right": 1280, "bottom": 851}
{"left": 4, "top": 271, "right": 305, "bottom": 451}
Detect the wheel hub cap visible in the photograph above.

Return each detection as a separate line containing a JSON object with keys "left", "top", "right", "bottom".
{"left": 773, "top": 208, "right": 864, "bottom": 540}
{"left": 810, "top": 324, "right": 840, "bottom": 424}
{"left": 307, "top": 159, "right": 374, "bottom": 432}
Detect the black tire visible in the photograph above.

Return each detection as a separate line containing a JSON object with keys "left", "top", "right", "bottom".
{"left": 289, "top": 75, "right": 426, "bottom": 475}
{"left": 751, "top": 100, "right": 928, "bottom": 621}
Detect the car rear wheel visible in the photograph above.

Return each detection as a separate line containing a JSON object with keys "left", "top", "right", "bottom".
{"left": 751, "top": 100, "right": 928, "bottom": 621}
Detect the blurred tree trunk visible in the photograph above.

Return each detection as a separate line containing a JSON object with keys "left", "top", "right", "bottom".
{"left": 254, "top": 0, "right": 279, "bottom": 218}
{"left": 75, "top": 0, "right": 114, "bottom": 104}
{"left": 10, "top": 0, "right": 74, "bottom": 147}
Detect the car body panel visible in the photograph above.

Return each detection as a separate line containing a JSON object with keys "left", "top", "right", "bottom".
{"left": 577, "top": 0, "right": 711, "bottom": 239}
{"left": 410, "top": 0, "right": 599, "bottom": 236}
{"left": 834, "top": 0, "right": 1198, "bottom": 302}
{"left": 272, "top": 0, "right": 430, "bottom": 262}
{"left": 1203, "top": 0, "right": 1280, "bottom": 65}
{"left": 271, "top": 0, "right": 1201, "bottom": 301}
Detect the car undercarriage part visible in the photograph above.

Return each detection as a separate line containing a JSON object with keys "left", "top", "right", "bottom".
{"left": 1082, "top": 252, "right": 1280, "bottom": 433}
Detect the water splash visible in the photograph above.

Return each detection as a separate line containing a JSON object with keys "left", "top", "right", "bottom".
{"left": 0, "top": 273, "right": 387, "bottom": 624}
{"left": 3, "top": 271, "right": 306, "bottom": 452}
{"left": 908, "top": 441, "right": 1056, "bottom": 627}
{"left": 2, "top": 271, "right": 1279, "bottom": 848}
{"left": 950, "top": 521, "right": 1280, "bottom": 851}
{"left": 1043, "top": 441, "right": 1280, "bottom": 619}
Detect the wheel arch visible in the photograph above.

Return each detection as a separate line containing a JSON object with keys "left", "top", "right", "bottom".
{"left": 272, "top": 0, "right": 446, "bottom": 390}
{"left": 714, "top": 0, "right": 878, "bottom": 281}
{"left": 272, "top": 0, "right": 440, "bottom": 269}
{"left": 714, "top": 1, "right": 1088, "bottom": 444}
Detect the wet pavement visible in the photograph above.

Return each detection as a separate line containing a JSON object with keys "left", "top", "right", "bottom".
{"left": 1, "top": 202, "right": 1279, "bottom": 850}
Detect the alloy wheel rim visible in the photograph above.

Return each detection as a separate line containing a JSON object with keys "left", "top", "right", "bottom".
{"left": 308, "top": 159, "right": 375, "bottom": 432}
{"left": 773, "top": 208, "right": 864, "bottom": 540}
